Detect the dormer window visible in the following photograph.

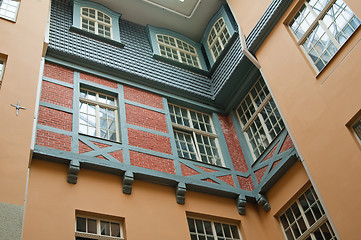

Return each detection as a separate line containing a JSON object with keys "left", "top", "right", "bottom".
{"left": 81, "top": 7, "right": 112, "bottom": 39}
{"left": 207, "top": 17, "right": 231, "bottom": 61}
{"left": 156, "top": 34, "right": 200, "bottom": 68}
{"left": 71, "top": 0, "right": 123, "bottom": 47}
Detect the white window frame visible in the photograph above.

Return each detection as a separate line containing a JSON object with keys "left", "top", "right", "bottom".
{"left": 75, "top": 214, "right": 124, "bottom": 240}
{"left": 187, "top": 217, "right": 242, "bottom": 240}
{"left": 207, "top": 17, "right": 231, "bottom": 61}
{"left": 0, "top": 58, "right": 5, "bottom": 87}
{"left": 169, "top": 103, "right": 224, "bottom": 167}
{"left": 79, "top": 88, "right": 120, "bottom": 142}
{"left": 289, "top": 0, "right": 360, "bottom": 72}
{"left": 0, "top": 0, "right": 20, "bottom": 21}
{"left": 279, "top": 187, "right": 337, "bottom": 240}
{"left": 351, "top": 117, "right": 361, "bottom": 145}
{"left": 156, "top": 34, "right": 201, "bottom": 69}
{"left": 236, "top": 77, "right": 285, "bottom": 160}
{"left": 80, "top": 7, "right": 113, "bottom": 39}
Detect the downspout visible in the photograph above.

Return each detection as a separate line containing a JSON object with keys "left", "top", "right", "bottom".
{"left": 142, "top": 0, "right": 201, "bottom": 19}
{"left": 225, "top": 2, "right": 341, "bottom": 238}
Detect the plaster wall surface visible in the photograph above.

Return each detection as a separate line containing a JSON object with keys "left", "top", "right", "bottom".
{"left": 23, "top": 159, "right": 243, "bottom": 240}
{"left": 228, "top": 0, "right": 273, "bottom": 36}
{"left": 240, "top": 161, "right": 309, "bottom": 240}
{"left": 23, "top": 159, "right": 309, "bottom": 240}
{"left": 245, "top": 0, "right": 361, "bottom": 238}
{"left": 0, "top": 0, "right": 50, "bottom": 206}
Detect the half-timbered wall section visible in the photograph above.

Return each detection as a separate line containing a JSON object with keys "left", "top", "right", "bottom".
{"left": 34, "top": 61, "right": 298, "bottom": 212}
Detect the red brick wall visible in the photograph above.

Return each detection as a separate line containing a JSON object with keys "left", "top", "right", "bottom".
{"left": 237, "top": 176, "right": 254, "bottom": 191}
{"left": 123, "top": 85, "right": 163, "bottom": 109}
{"left": 262, "top": 143, "right": 278, "bottom": 162}
{"left": 40, "top": 81, "right": 73, "bottom": 108}
{"left": 130, "top": 151, "right": 175, "bottom": 174}
{"left": 128, "top": 129, "right": 172, "bottom": 154}
{"left": 109, "top": 150, "right": 123, "bottom": 163}
{"left": 38, "top": 106, "right": 72, "bottom": 131}
{"left": 279, "top": 134, "right": 294, "bottom": 153}
{"left": 80, "top": 73, "right": 117, "bottom": 89}
{"left": 44, "top": 62, "right": 74, "bottom": 84}
{"left": 125, "top": 104, "right": 168, "bottom": 133}
{"left": 79, "top": 140, "right": 93, "bottom": 154}
{"left": 255, "top": 166, "right": 268, "bottom": 183}
{"left": 181, "top": 163, "right": 200, "bottom": 176}
{"left": 218, "top": 114, "right": 248, "bottom": 172}
{"left": 36, "top": 129, "right": 72, "bottom": 152}
{"left": 218, "top": 175, "right": 235, "bottom": 187}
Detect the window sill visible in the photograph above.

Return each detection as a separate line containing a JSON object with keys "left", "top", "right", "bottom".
{"left": 0, "top": 16, "right": 16, "bottom": 22}
{"left": 79, "top": 132, "right": 121, "bottom": 145}
{"left": 153, "top": 54, "right": 209, "bottom": 76}
{"left": 179, "top": 156, "right": 230, "bottom": 171}
{"left": 70, "top": 26, "right": 125, "bottom": 48}
{"left": 75, "top": 231, "right": 123, "bottom": 240}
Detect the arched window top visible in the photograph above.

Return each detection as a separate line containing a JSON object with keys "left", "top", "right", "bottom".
{"left": 72, "top": 0, "right": 123, "bottom": 46}
{"left": 200, "top": 5, "right": 237, "bottom": 67}
{"left": 156, "top": 34, "right": 201, "bottom": 69}
{"left": 81, "top": 7, "right": 112, "bottom": 39}
{"left": 207, "top": 17, "right": 231, "bottom": 61}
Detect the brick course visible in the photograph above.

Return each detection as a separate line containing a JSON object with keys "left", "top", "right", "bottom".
{"left": 79, "top": 140, "right": 93, "bottom": 154}
{"left": 130, "top": 151, "right": 175, "bottom": 174}
{"left": 44, "top": 62, "right": 74, "bottom": 84}
{"left": 262, "top": 143, "right": 278, "bottom": 162}
{"left": 125, "top": 104, "right": 168, "bottom": 133}
{"left": 109, "top": 150, "right": 123, "bottom": 163}
{"left": 38, "top": 106, "right": 72, "bottom": 131}
{"left": 279, "top": 134, "right": 294, "bottom": 153}
{"left": 128, "top": 128, "right": 172, "bottom": 154}
{"left": 217, "top": 175, "right": 235, "bottom": 187}
{"left": 181, "top": 163, "right": 200, "bottom": 176}
{"left": 255, "top": 166, "right": 268, "bottom": 183}
{"left": 41, "top": 81, "right": 73, "bottom": 108}
{"left": 80, "top": 73, "right": 117, "bottom": 89}
{"left": 237, "top": 176, "right": 254, "bottom": 191}
{"left": 36, "top": 129, "right": 71, "bottom": 152}
{"left": 218, "top": 114, "right": 248, "bottom": 172}
{"left": 123, "top": 85, "right": 163, "bottom": 109}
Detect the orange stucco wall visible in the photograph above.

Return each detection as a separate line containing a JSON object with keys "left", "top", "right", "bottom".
{"left": 0, "top": 0, "right": 50, "bottom": 206}
{"left": 227, "top": 0, "right": 273, "bottom": 36}
{"left": 229, "top": 0, "right": 361, "bottom": 238}
{"left": 23, "top": 159, "right": 309, "bottom": 240}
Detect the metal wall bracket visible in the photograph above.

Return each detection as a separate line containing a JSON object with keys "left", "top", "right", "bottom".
{"left": 236, "top": 195, "right": 247, "bottom": 215}
{"left": 122, "top": 171, "right": 134, "bottom": 194}
{"left": 175, "top": 182, "right": 186, "bottom": 205}
{"left": 67, "top": 160, "right": 80, "bottom": 184}
{"left": 257, "top": 194, "right": 271, "bottom": 212}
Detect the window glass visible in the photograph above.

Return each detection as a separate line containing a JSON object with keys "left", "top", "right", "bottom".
{"left": 237, "top": 77, "right": 284, "bottom": 159}
{"left": 169, "top": 104, "right": 223, "bottom": 166}
{"left": 79, "top": 88, "right": 119, "bottom": 141}
{"left": 187, "top": 218, "right": 241, "bottom": 240}
{"left": 0, "top": 0, "right": 20, "bottom": 21}
{"left": 76, "top": 215, "right": 123, "bottom": 239}
{"left": 289, "top": 0, "right": 360, "bottom": 71}
{"left": 207, "top": 18, "right": 231, "bottom": 61}
{"left": 81, "top": 7, "right": 112, "bottom": 39}
{"left": 157, "top": 34, "right": 200, "bottom": 69}
{"left": 279, "top": 187, "right": 337, "bottom": 240}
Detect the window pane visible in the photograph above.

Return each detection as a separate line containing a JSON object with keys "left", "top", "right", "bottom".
{"left": 101, "top": 221, "right": 110, "bottom": 235}
{"left": 76, "top": 217, "right": 86, "bottom": 232}
{"left": 87, "top": 218, "right": 97, "bottom": 234}
{"left": 111, "top": 222, "right": 120, "bottom": 237}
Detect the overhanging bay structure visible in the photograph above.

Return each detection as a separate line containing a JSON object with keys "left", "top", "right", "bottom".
{"left": 0, "top": 0, "right": 360, "bottom": 239}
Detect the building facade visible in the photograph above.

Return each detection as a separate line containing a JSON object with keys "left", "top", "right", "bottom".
{"left": 0, "top": 0, "right": 359, "bottom": 239}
